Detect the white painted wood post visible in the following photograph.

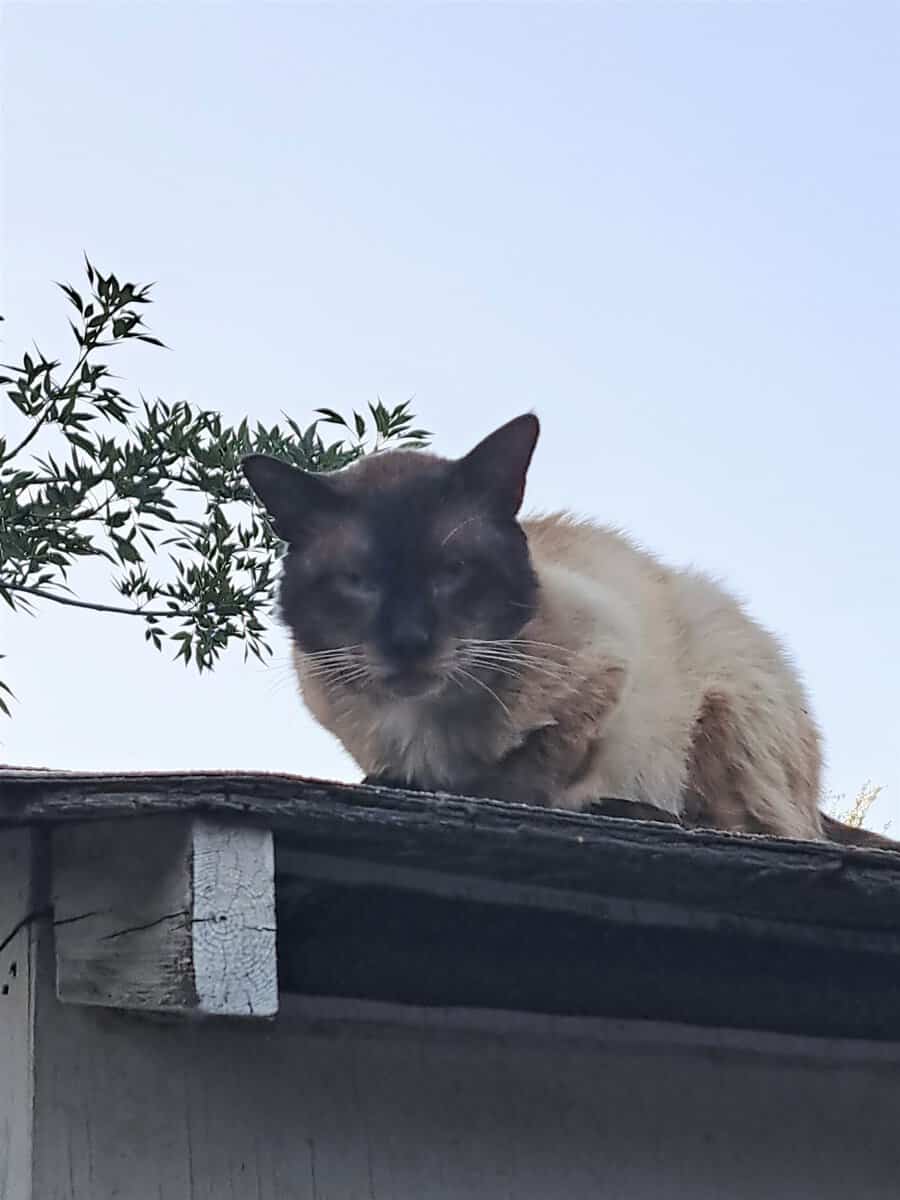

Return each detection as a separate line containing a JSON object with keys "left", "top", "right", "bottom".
{"left": 51, "top": 816, "right": 277, "bottom": 1018}
{"left": 0, "top": 829, "right": 40, "bottom": 1200}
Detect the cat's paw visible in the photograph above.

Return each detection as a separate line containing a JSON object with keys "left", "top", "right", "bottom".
{"left": 361, "top": 773, "right": 414, "bottom": 791}
{"left": 587, "top": 797, "right": 682, "bottom": 825}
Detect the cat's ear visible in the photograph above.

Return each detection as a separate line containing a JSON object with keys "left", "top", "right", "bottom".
{"left": 456, "top": 413, "right": 540, "bottom": 516}
{"left": 241, "top": 455, "right": 344, "bottom": 542}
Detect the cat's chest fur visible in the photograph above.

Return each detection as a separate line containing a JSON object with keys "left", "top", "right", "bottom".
{"left": 296, "top": 657, "right": 509, "bottom": 790}
{"left": 366, "top": 697, "right": 518, "bottom": 790}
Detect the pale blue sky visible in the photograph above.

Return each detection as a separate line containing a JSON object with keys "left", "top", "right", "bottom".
{"left": 2, "top": 3, "right": 897, "bottom": 824}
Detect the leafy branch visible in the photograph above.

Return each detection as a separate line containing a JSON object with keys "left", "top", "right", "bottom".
{"left": 0, "top": 259, "right": 429, "bottom": 714}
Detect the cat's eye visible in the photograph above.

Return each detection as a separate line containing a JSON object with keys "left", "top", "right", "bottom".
{"left": 434, "top": 560, "right": 471, "bottom": 591}
{"left": 329, "top": 569, "right": 378, "bottom": 599}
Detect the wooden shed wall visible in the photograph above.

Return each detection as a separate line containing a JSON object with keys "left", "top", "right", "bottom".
{"left": 8, "top": 937, "right": 900, "bottom": 1195}
{"left": 3, "top": 822, "right": 900, "bottom": 1200}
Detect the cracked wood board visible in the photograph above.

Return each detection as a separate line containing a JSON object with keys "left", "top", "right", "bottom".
{"left": 51, "top": 816, "right": 277, "bottom": 1017}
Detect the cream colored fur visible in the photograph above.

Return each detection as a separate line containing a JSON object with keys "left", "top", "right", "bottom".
{"left": 297, "top": 512, "right": 823, "bottom": 839}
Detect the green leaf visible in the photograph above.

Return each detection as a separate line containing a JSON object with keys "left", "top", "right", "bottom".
{"left": 369, "top": 400, "right": 390, "bottom": 437}
{"left": 68, "top": 433, "right": 95, "bottom": 456}
{"left": 57, "top": 283, "right": 84, "bottom": 313}
{"left": 314, "top": 408, "right": 349, "bottom": 427}
{"left": 111, "top": 533, "right": 142, "bottom": 564}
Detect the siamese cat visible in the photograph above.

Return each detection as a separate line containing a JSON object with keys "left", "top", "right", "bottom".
{"left": 243, "top": 414, "right": 888, "bottom": 846}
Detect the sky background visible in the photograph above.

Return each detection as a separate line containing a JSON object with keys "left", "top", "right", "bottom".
{"left": 2, "top": 2, "right": 897, "bottom": 826}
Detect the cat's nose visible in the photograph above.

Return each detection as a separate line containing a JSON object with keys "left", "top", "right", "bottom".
{"left": 387, "top": 619, "right": 433, "bottom": 662}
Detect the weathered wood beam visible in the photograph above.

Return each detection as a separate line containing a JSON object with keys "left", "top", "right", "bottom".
{"left": 51, "top": 816, "right": 277, "bottom": 1018}
{"left": 5, "top": 771, "right": 898, "bottom": 933}
{"left": 274, "top": 847, "right": 900, "bottom": 956}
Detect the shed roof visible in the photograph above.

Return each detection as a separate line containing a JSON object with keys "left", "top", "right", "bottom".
{"left": 3, "top": 767, "right": 900, "bottom": 1040}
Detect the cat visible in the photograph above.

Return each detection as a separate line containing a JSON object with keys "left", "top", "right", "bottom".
{"left": 243, "top": 414, "right": 888, "bottom": 846}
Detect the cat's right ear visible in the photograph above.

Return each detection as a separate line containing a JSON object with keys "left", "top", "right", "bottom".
{"left": 457, "top": 413, "right": 540, "bottom": 516}
{"left": 241, "top": 455, "right": 343, "bottom": 542}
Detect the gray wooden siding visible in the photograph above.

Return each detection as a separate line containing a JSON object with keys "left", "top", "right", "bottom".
{"left": 19, "top": 945, "right": 900, "bottom": 1194}
{"left": 3, "top": 822, "right": 899, "bottom": 1200}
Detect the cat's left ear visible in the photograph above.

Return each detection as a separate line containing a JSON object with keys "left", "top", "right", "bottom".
{"left": 457, "top": 413, "right": 540, "bottom": 516}
{"left": 241, "top": 454, "right": 344, "bottom": 542}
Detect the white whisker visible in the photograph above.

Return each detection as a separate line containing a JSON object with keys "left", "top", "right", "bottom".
{"left": 310, "top": 664, "right": 373, "bottom": 692}
{"left": 457, "top": 657, "right": 525, "bottom": 682}
{"left": 296, "top": 644, "right": 365, "bottom": 663}
{"left": 303, "top": 665, "right": 365, "bottom": 683}
{"left": 464, "top": 661, "right": 568, "bottom": 686}
{"left": 456, "top": 645, "right": 573, "bottom": 681}
{"left": 463, "top": 637, "right": 578, "bottom": 655}
{"left": 449, "top": 665, "right": 511, "bottom": 719}
{"left": 299, "top": 649, "right": 371, "bottom": 687}
{"left": 460, "top": 646, "right": 568, "bottom": 666}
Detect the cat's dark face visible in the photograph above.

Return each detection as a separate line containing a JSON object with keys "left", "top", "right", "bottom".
{"left": 242, "top": 415, "right": 540, "bottom": 700}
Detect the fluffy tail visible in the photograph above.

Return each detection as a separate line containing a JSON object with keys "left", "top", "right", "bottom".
{"left": 820, "top": 813, "right": 898, "bottom": 851}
